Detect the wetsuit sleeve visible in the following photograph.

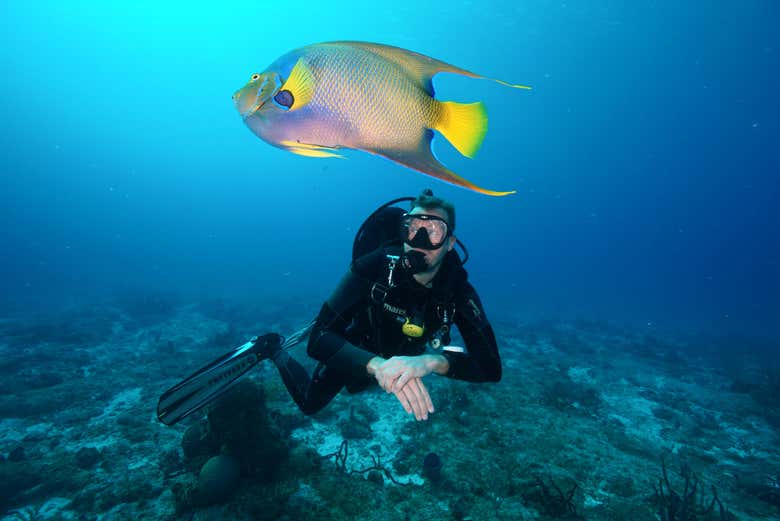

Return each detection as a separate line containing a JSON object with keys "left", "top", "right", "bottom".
{"left": 443, "top": 281, "right": 502, "bottom": 382}
{"left": 307, "top": 265, "right": 378, "bottom": 379}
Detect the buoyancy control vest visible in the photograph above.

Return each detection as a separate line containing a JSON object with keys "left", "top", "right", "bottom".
{"left": 351, "top": 196, "right": 469, "bottom": 349}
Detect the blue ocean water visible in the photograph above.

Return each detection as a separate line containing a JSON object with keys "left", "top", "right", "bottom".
{"left": 2, "top": 4, "right": 780, "bottom": 519}
{"left": 1, "top": 2, "right": 778, "bottom": 339}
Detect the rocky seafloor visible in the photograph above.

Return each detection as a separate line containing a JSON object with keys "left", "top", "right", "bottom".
{"left": 0, "top": 294, "right": 778, "bottom": 521}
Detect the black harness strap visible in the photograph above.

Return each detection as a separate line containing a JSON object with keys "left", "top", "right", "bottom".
{"left": 367, "top": 254, "right": 456, "bottom": 351}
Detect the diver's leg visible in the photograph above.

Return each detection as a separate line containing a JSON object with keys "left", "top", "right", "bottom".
{"left": 301, "top": 363, "right": 347, "bottom": 415}
{"left": 269, "top": 351, "right": 344, "bottom": 415}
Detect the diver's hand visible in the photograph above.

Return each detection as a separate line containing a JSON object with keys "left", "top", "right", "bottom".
{"left": 368, "top": 355, "right": 406, "bottom": 392}
{"left": 392, "top": 377, "right": 434, "bottom": 421}
{"left": 392, "top": 354, "right": 452, "bottom": 391}
{"left": 367, "top": 358, "right": 435, "bottom": 420}
{"left": 372, "top": 355, "right": 448, "bottom": 393}
{"left": 371, "top": 355, "right": 428, "bottom": 392}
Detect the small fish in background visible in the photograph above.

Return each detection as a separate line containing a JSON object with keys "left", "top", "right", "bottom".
{"left": 233, "top": 41, "right": 530, "bottom": 196}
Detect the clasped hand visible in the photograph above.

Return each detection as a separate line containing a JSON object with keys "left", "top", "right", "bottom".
{"left": 371, "top": 355, "right": 435, "bottom": 421}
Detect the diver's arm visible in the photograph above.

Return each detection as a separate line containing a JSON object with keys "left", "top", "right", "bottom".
{"left": 427, "top": 354, "right": 450, "bottom": 374}
{"left": 307, "top": 263, "right": 381, "bottom": 379}
{"left": 369, "top": 354, "right": 449, "bottom": 389}
{"left": 442, "top": 281, "right": 502, "bottom": 383}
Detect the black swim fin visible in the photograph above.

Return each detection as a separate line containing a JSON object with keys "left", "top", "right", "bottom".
{"left": 156, "top": 333, "right": 281, "bottom": 426}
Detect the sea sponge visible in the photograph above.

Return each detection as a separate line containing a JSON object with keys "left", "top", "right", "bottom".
{"left": 422, "top": 452, "right": 443, "bottom": 483}
{"left": 196, "top": 454, "right": 240, "bottom": 505}
{"left": 181, "top": 421, "right": 214, "bottom": 461}
{"left": 206, "top": 380, "right": 288, "bottom": 479}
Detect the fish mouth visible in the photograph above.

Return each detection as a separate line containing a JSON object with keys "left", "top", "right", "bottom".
{"left": 233, "top": 86, "right": 267, "bottom": 120}
{"left": 234, "top": 71, "right": 280, "bottom": 119}
{"left": 243, "top": 100, "right": 266, "bottom": 120}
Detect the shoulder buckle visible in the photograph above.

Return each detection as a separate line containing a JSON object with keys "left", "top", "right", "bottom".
{"left": 370, "top": 254, "right": 401, "bottom": 304}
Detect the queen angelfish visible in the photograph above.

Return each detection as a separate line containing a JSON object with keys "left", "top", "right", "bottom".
{"left": 233, "top": 41, "right": 530, "bottom": 196}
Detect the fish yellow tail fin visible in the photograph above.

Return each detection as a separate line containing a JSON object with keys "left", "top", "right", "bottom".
{"left": 435, "top": 101, "right": 488, "bottom": 159}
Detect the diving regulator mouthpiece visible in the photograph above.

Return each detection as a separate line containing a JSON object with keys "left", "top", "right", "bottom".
{"left": 402, "top": 250, "right": 428, "bottom": 274}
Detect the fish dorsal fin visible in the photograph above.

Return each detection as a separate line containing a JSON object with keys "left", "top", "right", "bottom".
{"left": 326, "top": 41, "right": 531, "bottom": 95}
{"left": 278, "top": 58, "right": 315, "bottom": 111}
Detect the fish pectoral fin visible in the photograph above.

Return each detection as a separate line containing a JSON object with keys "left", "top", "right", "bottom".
{"left": 368, "top": 130, "right": 515, "bottom": 197}
{"left": 278, "top": 59, "right": 315, "bottom": 111}
{"left": 327, "top": 41, "right": 531, "bottom": 95}
{"left": 280, "top": 140, "right": 345, "bottom": 159}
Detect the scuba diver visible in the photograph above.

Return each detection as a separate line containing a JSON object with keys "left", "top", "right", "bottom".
{"left": 157, "top": 189, "right": 501, "bottom": 425}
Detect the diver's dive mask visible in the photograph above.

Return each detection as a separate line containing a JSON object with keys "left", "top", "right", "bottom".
{"left": 400, "top": 213, "right": 451, "bottom": 250}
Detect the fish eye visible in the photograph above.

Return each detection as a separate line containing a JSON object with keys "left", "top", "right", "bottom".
{"left": 273, "top": 89, "right": 294, "bottom": 109}
{"left": 250, "top": 73, "right": 261, "bottom": 81}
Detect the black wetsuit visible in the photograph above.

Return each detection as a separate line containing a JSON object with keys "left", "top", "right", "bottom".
{"left": 270, "top": 246, "right": 501, "bottom": 415}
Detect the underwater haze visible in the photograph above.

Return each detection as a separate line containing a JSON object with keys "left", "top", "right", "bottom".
{"left": 1, "top": 2, "right": 778, "bottom": 338}
{"left": 1, "top": 2, "right": 780, "bottom": 520}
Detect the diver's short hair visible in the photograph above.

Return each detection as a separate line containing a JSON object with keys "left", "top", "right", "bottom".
{"left": 411, "top": 188, "right": 456, "bottom": 232}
